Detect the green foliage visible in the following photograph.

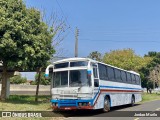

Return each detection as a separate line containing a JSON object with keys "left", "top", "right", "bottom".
{"left": 88, "top": 51, "right": 102, "bottom": 61}
{"left": 2, "top": 95, "right": 51, "bottom": 113}
{"left": 144, "top": 51, "right": 158, "bottom": 57}
{"left": 0, "top": 0, "right": 56, "bottom": 100}
{"left": 0, "top": 0, "right": 55, "bottom": 70}
{"left": 10, "top": 75, "right": 27, "bottom": 84}
{"left": 88, "top": 49, "right": 160, "bottom": 89}
{"left": 140, "top": 52, "right": 160, "bottom": 88}
{"left": 34, "top": 72, "right": 50, "bottom": 85}
{"left": 102, "top": 49, "right": 154, "bottom": 88}
{"left": 30, "top": 81, "right": 36, "bottom": 85}
{"left": 7, "top": 95, "right": 50, "bottom": 103}
{"left": 103, "top": 49, "right": 152, "bottom": 72}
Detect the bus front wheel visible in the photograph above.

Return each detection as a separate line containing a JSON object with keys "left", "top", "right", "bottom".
{"left": 103, "top": 97, "right": 110, "bottom": 112}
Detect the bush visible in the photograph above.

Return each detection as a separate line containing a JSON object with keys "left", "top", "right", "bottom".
{"left": 10, "top": 75, "right": 27, "bottom": 84}
{"left": 30, "top": 81, "right": 37, "bottom": 85}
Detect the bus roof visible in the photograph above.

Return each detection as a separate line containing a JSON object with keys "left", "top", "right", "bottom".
{"left": 52, "top": 57, "right": 140, "bottom": 76}
{"left": 52, "top": 57, "right": 96, "bottom": 64}
{"left": 98, "top": 61, "right": 140, "bottom": 76}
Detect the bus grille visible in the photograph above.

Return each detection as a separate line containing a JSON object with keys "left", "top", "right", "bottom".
{"left": 59, "top": 100, "right": 77, "bottom": 107}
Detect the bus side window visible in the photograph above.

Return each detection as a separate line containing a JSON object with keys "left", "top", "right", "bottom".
{"left": 121, "top": 71, "right": 127, "bottom": 82}
{"left": 115, "top": 69, "right": 121, "bottom": 81}
{"left": 136, "top": 75, "right": 140, "bottom": 85}
{"left": 98, "top": 63, "right": 108, "bottom": 80}
{"left": 131, "top": 74, "right": 136, "bottom": 84}
{"left": 107, "top": 67, "right": 115, "bottom": 81}
{"left": 126, "top": 72, "right": 131, "bottom": 83}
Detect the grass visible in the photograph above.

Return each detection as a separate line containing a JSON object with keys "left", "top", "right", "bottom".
{"left": 141, "top": 92, "right": 160, "bottom": 103}
{"left": 1, "top": 95, "right": 51, "bottom": 111}
{"left": 0, "top": 95, "right": 64, "bottom": 120}
{"left": 0, "top": 93, "right": 160, "bottom": 119}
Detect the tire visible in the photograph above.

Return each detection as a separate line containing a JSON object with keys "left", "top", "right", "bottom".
{"left": 103, "top": 97, "right": 110, "bottom": 112}
{"left": 130, "top": 96, "right": 135, "bottom": 107}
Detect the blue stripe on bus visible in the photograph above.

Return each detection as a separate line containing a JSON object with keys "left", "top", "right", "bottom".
{"left": 93, "top": 87, "right": 100, "bottom": 101}
{"left": 50, "top": 99, "right": 93, "bottom": 108}
{"left": 100, "top": 85, "right": 142, "bottom": 90}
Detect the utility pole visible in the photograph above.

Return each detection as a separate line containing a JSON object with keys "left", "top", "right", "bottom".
{"left": 75, "top": 27, "right": 79, "bottom": 57}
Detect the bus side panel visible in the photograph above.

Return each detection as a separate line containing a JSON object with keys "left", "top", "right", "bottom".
{"left": 135, "top": 93, "right": 142, "bottom": 103}
{"left": 93, "top": 93, "right": 104, "bottom": 109}
{"left": 93, "top": 92, "right": 131, "bottom": 109}
{"left": 93, "top": 92, "right": 141, "bottom": 109}
{"left": 105, "top": 93, "right": 132, "bottom": 107}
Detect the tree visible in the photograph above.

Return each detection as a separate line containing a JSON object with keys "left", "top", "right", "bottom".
{"left": 0, "top": 0, "right": 55, "bottom": 100}
{"left": 10, "top": 75, "right": 27, "bottom": 84}
{"left": 34, "top": 72, "right": 50, "bottom": 85}
{"left": 140, "top": 52, "right": 160, "bottom": 89}
{"left": 103, "top": 49, "right": 156, "bottom": 88}
{"left": 103, "top": 49, "right": 152, "bottom": 72}
{"left": 144, "top": 51, "right": 157, "bottom": 57}
{"left": 88, "top": 51, "right": 102, "bottom": 61}
{"left": 34, "top": 11, "right": 67, "bottom": 102}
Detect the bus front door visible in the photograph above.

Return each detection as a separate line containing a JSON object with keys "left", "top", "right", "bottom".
{"left": 93, "top": 64, "right": 99, "bottom": 87}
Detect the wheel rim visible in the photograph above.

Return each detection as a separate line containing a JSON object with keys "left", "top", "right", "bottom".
{"left": 104, "top": 99, "right": 110, "bottom": 111}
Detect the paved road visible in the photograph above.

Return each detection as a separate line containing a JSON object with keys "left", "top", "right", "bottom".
{"left": 59, "top": 100, "right": 160, "bottom": 120}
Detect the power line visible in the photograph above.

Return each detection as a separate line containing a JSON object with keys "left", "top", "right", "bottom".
{"left": 55, "top": 0, "right": 75, "bottom": 35}
{"left": 79, "top": 39, "right": 160, "bottom": 43}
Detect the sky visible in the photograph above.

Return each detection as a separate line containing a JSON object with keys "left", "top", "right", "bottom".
{"left": 25, "top": 0, "right": 160, "bottom": 57}
{"left": 21, "top": 72, "right": 36, "bottom": 80}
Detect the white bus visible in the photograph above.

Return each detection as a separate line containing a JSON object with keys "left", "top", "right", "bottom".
{"left": 45, "top": 58, "right": 142, "bottom": 111}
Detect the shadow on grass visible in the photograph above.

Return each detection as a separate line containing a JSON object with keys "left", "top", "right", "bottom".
{"left": 1, "top": 95, "right": 51, "bottom": 105}
{"left": 53, "top": 104, "right": 141, "bottom": 117}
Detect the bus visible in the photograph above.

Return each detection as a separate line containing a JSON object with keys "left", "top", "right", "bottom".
{"left": 45, "top": 57, "right": 142, "bottom": 111}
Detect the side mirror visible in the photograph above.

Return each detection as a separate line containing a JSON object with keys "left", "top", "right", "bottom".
{"left": 45, "top": 74, "right": 49, "bottom": 79}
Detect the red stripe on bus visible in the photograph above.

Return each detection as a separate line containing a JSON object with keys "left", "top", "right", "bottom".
{"left": 93, "top": 91, "right": 101, "bottom": 106}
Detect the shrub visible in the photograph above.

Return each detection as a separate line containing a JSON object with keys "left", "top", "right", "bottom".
{"left": 10, "top": 75, "right": 27, "bottom": 84}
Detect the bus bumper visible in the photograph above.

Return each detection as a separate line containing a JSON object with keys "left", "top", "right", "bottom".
{"left": 51, "top": 99, "right": 94, "bottom": 110}
{"left": 52, "top": 106, "right": 93, "bottom": 110}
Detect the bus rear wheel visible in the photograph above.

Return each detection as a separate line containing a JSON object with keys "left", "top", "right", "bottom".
{"left": 103, "top": 97, "right": 110, "bottom": 112}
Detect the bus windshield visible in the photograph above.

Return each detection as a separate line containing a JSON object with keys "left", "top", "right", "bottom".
{"left": 54, "top": 71, "right": 68, "bottom": 88}
{"left": 53, "top": 70, "right": 90, "bottom": 88}
{"left": 70, "top": 70, "right": 89, "bottom": 87}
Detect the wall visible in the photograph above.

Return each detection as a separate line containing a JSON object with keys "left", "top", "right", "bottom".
{"left": 0, "top": 84, "right": 51, "bottom": 95}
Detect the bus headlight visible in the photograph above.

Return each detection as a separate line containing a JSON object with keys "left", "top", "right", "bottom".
{"left": 78, "top": 102, "right": 82, "bottom": 106}
{"left": 83, "top": 102, "right": 87, "bottom": 106}
{"left": 78, "top": 102, "right": 90, "bottom": 106}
